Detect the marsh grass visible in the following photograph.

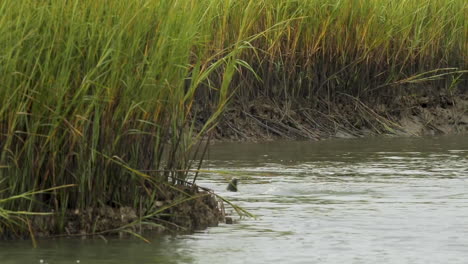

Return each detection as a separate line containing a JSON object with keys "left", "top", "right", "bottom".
{"left": 0, "top": 0, "right": 254, "bottom": 236}
{"left": 0, "top": 0, "right": 466, "bottom": 236}
{"left": 230, "top": 0, "right": 466, "bottom": 100}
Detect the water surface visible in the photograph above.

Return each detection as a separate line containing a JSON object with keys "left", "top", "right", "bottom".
{"left": 1, "top": 135, "right": 467, "bottom": 264}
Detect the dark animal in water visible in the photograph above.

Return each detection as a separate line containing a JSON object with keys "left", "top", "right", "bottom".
{"left": 227, "top": 178, "right": 238, "bottom": 192}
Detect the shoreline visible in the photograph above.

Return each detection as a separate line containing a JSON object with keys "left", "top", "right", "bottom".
{"left": 2, "top": 185, "right": 224, "bottom": 241}
{"left": 209, "top": 92, "right": 468, "bottom": 142}
{"left": 2, "top": 91, "right": 466, "bottom": 241}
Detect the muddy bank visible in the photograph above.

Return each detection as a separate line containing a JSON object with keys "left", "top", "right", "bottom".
{"left": 3, "top": 185, "right": 224, "bottom": 240}
{"left": 210, "top": 92, "right": 468, "bottom": 141}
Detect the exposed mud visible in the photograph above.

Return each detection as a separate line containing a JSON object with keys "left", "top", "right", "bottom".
{"left": 397, "top": 94, "right": 468, "bottom": 136}
{"left": 24, "top": 185, "right": 224, "bottom": 239}
{"left": 211, "top": 92, "right": 468, "bottom": 141}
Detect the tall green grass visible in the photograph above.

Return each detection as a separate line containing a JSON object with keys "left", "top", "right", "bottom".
{"left": 0, "top": 0, "right": 252, "bottom": 235}
{"left": 222, "top": 0, "right": 467, "bottom": 100}
{"left": 0, "top": 0, "right": 466, "bottom": 235}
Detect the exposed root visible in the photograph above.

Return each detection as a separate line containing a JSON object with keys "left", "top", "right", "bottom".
{"left": 6, "top": 185, "right": 224, "bottom": 239}
{"left": 210, "top": 92, "right": 468, "bottom": 141}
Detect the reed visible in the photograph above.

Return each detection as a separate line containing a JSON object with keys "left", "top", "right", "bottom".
{"left": 226, "top": 0, "right": 467, "bottom": 101}
{"left": 0, "top": 0, "right": 465, "bottom": 236}
{"left": 0, "top": 0, "right": 251, "bottom": 235}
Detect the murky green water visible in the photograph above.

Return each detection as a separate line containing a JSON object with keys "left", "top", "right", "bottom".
{"left": 1, "top": 135, "right": 467, "bottom": 264}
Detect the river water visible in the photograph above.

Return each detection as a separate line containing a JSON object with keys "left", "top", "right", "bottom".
{"left": 1, "top": 135, "right": 467, "bottom": 263}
